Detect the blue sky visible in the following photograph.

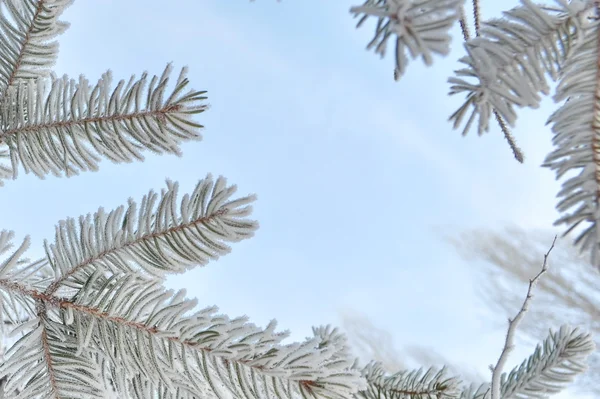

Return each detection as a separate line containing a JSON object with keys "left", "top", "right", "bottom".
{"left": 0, "top": 1, "right": 591, "bottom": 398}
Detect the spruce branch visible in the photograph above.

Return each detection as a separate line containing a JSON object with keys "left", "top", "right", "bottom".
{"left": 448, "top": 0, "right": 590, "bottom": 137}
{"left": 459, "top": 383, "right": 490, "bottom": 399}
{"left": 42, "top": 175, "right": 257, "bottom": 287}
{"left": 347, "top": 0, "right": 528, "bottom": 162}
{"left": 497, "top": 326, "right": 595, "bottom": 399}
{"left": 0, "top": 177, "right": 363, "bottom": 398}
{"left": 456, "top": 1, "right": 525, "bottom": 163}
{"left": 350, "top": 0, "right": 463, "bottom": 81}
{"left": 542, "top": 15, "right": 600, "bottom": 269}
{"left": 0, "top": 63, "right": 207, "bottom": 180}
{"left": 0, "top": 0, "right": 72, "bottom": 94}
{"left": 0, "top": 230, "right": 365, "bottom": 398}
{"left": 0, "top": 0, "right": 594, "bottom": 397}
{"left": 357, "top": 362, "right": 461, "bottom": 399}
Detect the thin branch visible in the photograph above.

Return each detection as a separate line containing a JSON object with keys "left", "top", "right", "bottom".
{"left": 493, "top": 110, "right": 524, "bottom": 163}
{"left": 472, "top": 0, "right": 481, "bottom": 36}
{"left": 458, "top": 5, "right": 471, "bottom": 41}
{"left": 489, "top": 235, "right": 557, "bottom": 399}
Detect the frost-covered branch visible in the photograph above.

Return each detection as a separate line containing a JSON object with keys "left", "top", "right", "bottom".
{"left": 357, "top": 362, "right": 461, "bottom": 399}
{"left": 0, "top": 0, "right": 594, "bottom": 397}
{"left": 445, "top": 226, "right": 600, "bottom": 395}
{"left": 0, "top": 0, "right": 72, "bottom": 94}
{"left": 350, "top": 0, "right": 463, "bottom": 80}
{"left": 0, "top": 64, "right": 207, "bottom": 181}
{"left": 44, "top": 175, "right": 256, "bottom": 284}
{"left": 542, "top": 12, "right": 600, "bottom": 270}
{"left": 498, "top": 325, "right": 595, "bottom": 399}
{"left": 448, "top": 0, "right": 590, "bottom": 137}
{"left": 0, "top": 180, "right": 365, "bottom": 397}
{"left": 490, "top": 235, "right": 555, "bottom": 399}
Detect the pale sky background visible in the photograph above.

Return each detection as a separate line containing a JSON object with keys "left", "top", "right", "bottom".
{"left": 0, "top": 1, "right": 592, "bottom": 398}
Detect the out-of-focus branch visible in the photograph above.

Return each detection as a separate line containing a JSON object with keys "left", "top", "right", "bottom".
{"left": 338, "top": 308, "right": 484, "bottom": 386}
{"left": 441, "top": 225, "right": 600, "bottom": 395}
{"left": 490, "top": 236, "right": 556, "bottom": 399}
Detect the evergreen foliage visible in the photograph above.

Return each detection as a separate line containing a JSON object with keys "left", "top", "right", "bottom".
{"left": 0, "top": 0, "right": 594, "bottom": 398}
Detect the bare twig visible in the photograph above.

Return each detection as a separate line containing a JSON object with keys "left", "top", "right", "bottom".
{"left": 489, "top": 235, "right": 557, "bottom": 399}
{"left": 444, "top": 225, "right": 600, "bottom": 394}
